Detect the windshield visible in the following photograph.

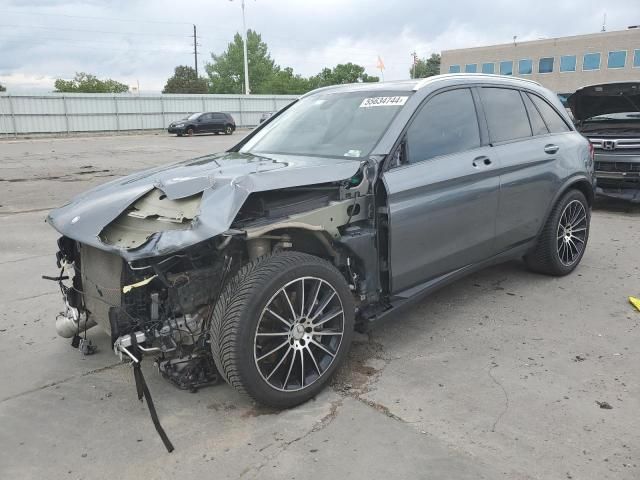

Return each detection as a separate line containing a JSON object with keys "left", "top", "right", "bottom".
{"left": 187, "top": 112, "right": 203, "bottom": 120}
{"left": 241, "top": 91, "right": 411, "bottom": 159}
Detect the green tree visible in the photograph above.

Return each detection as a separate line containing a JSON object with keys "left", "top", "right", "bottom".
{"left": 0, "top": 83, "right": 5, "bottom": 92}
{"left": 206, "top": 30, "right": 278, "bottom": 94}
{"left": 411, "top": 53, "right": 441, "bottom": 79}
{"left": 54, "top": 72, "right": 129, "bottom": 93}
{"left": 162, "top": 66, "right": 208, "bottom": 94}
{"left": 308, "top": 63, "right": 379, "bottom": 89}
{"left": 263, "top": 67, "right": 310, "bottom": 94}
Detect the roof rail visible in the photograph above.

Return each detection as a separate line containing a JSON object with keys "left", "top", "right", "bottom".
{"left": 413, "top": 73, "right": 542, "bottom": 90}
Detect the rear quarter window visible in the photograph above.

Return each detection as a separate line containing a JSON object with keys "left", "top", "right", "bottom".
{"left": 522, "top": 94, "right": 549, "bottom": 136}
{"left": 479, "top": 87, "right": 532, "bottom": 143}
{"left": 528, "top": 94, "right": 571, "bottom": 133}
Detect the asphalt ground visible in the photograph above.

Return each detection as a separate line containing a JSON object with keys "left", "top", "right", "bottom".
{"left": 1, "top": 132, "right": 639, "bottom": 479}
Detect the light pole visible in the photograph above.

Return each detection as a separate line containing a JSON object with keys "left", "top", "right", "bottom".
{"left": 229, "top": 0, "right": 250, "bottom": 94}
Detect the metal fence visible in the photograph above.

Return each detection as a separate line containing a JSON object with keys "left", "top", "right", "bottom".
{"left": 0, "top": 93, "right": 298, "bottom": 135}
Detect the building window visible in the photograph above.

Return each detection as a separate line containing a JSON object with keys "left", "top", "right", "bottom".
{"left": 635, "top": 49, "right": 640, "bottom": 68}
{"left": 482, "top": 62, "right": 495, "bottom": 74}
{"left": 583, "top": 52, "right": 601, "bottom": 70}
{"left": 499, "top": 60, "right": 513, "bottom": 75}
{"left": 449, "top": 65, "right": 461, "bottom": 73}
{"left": 560, "top": 55, "right": 576, "bottom": 72}
{"left": 538, "top": 57, "right": 554, "bottom": 73}
{"left": 465, "top": 63, "right": 478, "bottom": 73}
{"left": 608, "top": 50, "right": 627, "bottom": 69}
{"left": 518, "top": 59, "right": 533, "bottom": 74}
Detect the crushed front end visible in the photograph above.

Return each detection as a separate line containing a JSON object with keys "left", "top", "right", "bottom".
{"left": 53, "top": 233, "right": 235, "bottom": 391}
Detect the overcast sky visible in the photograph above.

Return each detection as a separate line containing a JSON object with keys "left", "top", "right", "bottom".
{"left": 0, "top": 0, "right": 637, "bottom": 92}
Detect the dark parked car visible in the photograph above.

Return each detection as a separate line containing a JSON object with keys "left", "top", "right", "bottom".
{"left": 568, "top": 82, "right": 640, "bottom": 202}
{"left": 259, "top": 111, "right": 275, "bottom": 123}
{"left": 48, "top": 74, "right": 594, "bottom": 414}
{"left": 168, "top": 112, "right": 235, "bottom": 136}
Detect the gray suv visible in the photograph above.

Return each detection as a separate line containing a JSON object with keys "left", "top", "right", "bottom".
{"left": 47, "top": 74, "right": 594, "bottom": 414}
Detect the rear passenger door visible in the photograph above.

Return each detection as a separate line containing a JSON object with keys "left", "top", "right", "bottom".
{"left": 384, "top": 87, "right": 500, "bottom": 293}
{"left": 478, "top": 87, "right": 569, "bottom": 253}
{"left": 212, "top": 113, "right": 226, "bottom": 131}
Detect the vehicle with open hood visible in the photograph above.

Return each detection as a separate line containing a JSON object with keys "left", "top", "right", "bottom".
{"left": 568, "top": 82, "right": 640, "bottom": 202}
{"left": 46, "top": 74, "right": 594, "bottom": 440}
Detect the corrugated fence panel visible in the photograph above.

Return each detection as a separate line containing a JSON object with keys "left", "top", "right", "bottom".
{"left": 0, "top": 93, "right": 299, "bottom": 135}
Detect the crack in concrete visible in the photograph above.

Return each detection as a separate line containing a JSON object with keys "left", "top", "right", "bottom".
{"left": 0, "top": 362, "right": 123, "bottom": 404}
{"left": 0, "top": 253, "right": 54, "bottom": 265}
{"left": 487, "top": 361, "right": 510, "bottom": 433}
{"left": 11, "top": 291, "right": 58, "bottom": 302}
{"left": 0, "top": 206, "right": 57, "bottom": 216}
{"left": 240, "top": 398, "right": 344, "bottom": 479}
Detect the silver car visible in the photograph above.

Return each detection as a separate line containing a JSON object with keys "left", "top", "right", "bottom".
{"left": 47, "top": 74, "right": 594, "bottom": 419}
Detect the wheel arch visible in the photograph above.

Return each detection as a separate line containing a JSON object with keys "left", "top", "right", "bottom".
{"left": 539, "top": 175, "right": 594, "bottom": 237}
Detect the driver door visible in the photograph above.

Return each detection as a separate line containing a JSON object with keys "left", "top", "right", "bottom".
{"left": 383, "top": 87, "right": 500, "bottom": 293}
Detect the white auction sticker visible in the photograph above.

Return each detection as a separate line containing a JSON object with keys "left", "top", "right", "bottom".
{"left": 359, "top": 96, "right": 408, "bottom": 108}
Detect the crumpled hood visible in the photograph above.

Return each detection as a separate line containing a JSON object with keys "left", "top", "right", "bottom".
{"left": 568, "top": 82, "right": 640, "bottom": 122}
{"left": 47, "top": 151, "right": 362, "bottom": 260}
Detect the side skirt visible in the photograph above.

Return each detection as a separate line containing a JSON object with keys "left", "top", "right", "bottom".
{"left": 369, "top": 240, "right": 536, "bottom": 326}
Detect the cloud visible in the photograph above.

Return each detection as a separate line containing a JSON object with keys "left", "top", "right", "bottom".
{"left": 0, "top": 0, "right": 637, "bottom": 92}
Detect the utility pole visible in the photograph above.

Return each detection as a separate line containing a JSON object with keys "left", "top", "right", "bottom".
{"left": 193, "top": 24, "right": 198, "bottom": 77}
{"left": 411, "top": 51, "right": 418, "bottom": 79}
{"left": 230, "top": 0, "right": 250, "bottom": 94}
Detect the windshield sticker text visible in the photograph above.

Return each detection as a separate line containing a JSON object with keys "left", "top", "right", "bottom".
{"left": 359, "top": 96, "right": 408, "bottom": 108}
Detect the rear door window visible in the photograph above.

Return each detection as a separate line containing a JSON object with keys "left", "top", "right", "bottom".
{"left": 527, "top": 94, "right": 571, "bottom": 133}
{"left": 406, "top": 88, "right": 481, "bottom": 163}
{"left": 480, "top": 87, "right": 532, "bottom": 143}
{"left": 522, "top": 93, "right": 549, "bottom": 136}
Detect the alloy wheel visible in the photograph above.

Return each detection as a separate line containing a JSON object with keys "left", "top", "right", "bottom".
{"left": 254, "top": 276, "right": 345, "bottom": 392}
{"left": 556, "top": 199, "right": 587, "bottom": 266}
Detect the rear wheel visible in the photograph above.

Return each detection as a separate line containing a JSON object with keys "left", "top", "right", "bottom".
{"left": 525, "top": 189, "right": 590, "bottom": 276}
{"left": 210, "top": 251, "right": 354, "bottom": 408}
{"left": 225, "top": 125, "right": 233, "bottom": 135}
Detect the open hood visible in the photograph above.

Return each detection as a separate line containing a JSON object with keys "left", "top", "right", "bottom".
{"left": 568, "top": 82, "right": 640, "bottom": 122}
{"left": 47, "top": 151, "right": 362, "bottom": 261}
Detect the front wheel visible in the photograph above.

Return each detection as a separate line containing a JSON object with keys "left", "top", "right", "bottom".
{"left": 525, "top": 189, "right": 590, "bottom": 276}
{"left": 210, "top": 251, "right": 355, "bottom": 408}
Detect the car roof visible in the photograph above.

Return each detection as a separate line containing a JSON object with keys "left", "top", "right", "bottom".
{"left": 301, "top": 74, "right": 543, "bottom": 98}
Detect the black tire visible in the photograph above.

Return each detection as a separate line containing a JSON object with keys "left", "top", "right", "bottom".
{"left": 210, "top": 251, "right": 355, "bottom": 408}
{"left": 186, "top": 127, "right": 194, "bottom": 136}
{"left": 524, "top": 189, "right": 590, "bottom": 276}
{"left": 224, "top": 125, "right": 233, "bottom": 135}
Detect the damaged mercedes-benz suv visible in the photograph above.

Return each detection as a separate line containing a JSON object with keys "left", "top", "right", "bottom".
{"left": 47, "top": 74, "right": 594, "bottom": 421}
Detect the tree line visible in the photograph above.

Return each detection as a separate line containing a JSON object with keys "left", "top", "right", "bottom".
{"left": 50, "top": 30, "right": 440, "bottom": 95}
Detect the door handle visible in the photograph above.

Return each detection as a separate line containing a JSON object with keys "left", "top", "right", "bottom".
{"left": 544, "top": 144, "right": 559, "bottom": 154}
{"left": 472, "top": 156, "right": 492, "bottom": 167}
